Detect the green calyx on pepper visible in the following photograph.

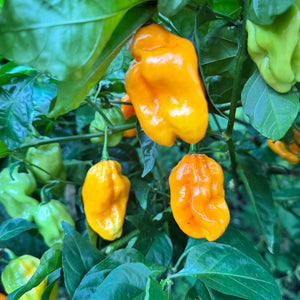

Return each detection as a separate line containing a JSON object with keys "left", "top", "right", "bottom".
{"left": 1, "top": 252, "right": 58, "bottom": 300}
{"left": 246, "top": 0, "right": 300, "bottom": 93}
{"left": 34, "top": 199, "right": 75, "bottom": 247}
{"left": 26, "top": 141, "right": 66, "bottom": 183}
{"left": 89, "top": 105, "right": 125, "bottom": 147}
{"left": 0, "top": 167, "right": 39, "bottom": 221}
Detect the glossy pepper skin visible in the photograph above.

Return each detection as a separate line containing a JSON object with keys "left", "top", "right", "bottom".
{"left": 26, "top": 142, "right": 66, "bottom": 183}
{"left": 267, "top": 128, "right": 300, "bottom": 164}
{"left": 1, "top": 254, "right": 57, "bottom": 300}
{"left": 0, "top": 293, "right": 7, "bottom": 299}
{"left": 90, "top": 106, "right": 126, "bottom": 146}
{"left": 0, "top": 167, "right": 39, "bottom": 221}
{"left": 125, "top": 23, "right": 208, "bottom": 147}
{"left": 121, "top": 94, "right": 137, "bottom": 137}
{"left": 169, "top": 154, "right": 230, "bottom": 241}
{"left": 34, "top": 200, "right": 75, "bottom": 247}
{"left": 82, "top": 160, "right": 130, "bottom": 241}
{"left": 246, "top": 0, "right": 300, "bottom": 93}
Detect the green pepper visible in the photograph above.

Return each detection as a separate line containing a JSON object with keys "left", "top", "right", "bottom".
{"left": 89, "top": 106, "right": 125, "bottom": 147}
{"left": 246, "top": 0, "right": 300, "bottom": 93}
{"left": 0, "top": 167, "right": 39, "bottom": 221}
{"left": 34, "top": 199, "right": 75, "bottom": 247}
{"left": 1, "top": 253, "right": 58, "bottom": 300}
{"left": 26, "top": 142, "right": 66, "bottom": 183}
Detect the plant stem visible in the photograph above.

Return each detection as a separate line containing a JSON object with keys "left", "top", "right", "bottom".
{"left": 189, "top": 143, "right": 197, "bottom": 154}
{"left": 101, "top": 127, "right": 110, "bottom": 161}
{"left": 17, "top": 123, "right": 135, "bottom": 150}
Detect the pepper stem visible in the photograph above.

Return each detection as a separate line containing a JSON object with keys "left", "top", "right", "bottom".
{"left": 189, "top": 143, "right": 197, "bottom": 154}
{"left": 101, "top": 126, "right": 110, "bottom": 161}
{"left": 1, "top": 248, "right": 17, "bottom": 261}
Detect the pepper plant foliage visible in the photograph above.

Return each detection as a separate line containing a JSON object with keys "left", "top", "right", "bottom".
{"left": 0, "top": 0, "right": 299, "bottom": 299}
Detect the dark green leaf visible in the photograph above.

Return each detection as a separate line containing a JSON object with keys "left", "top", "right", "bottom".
{"left": 213, "top": 0, "right": 241, "bottom": 18}
{"left": 273, "top": 188, "right": 300, "bottom": 202}
{"left": 137, "top": 123, "right": 158, "bottom": 177}
{"left": 62, "top": 222, "right": 104, "bottom": 298}
{"left": 238, "top": 154, "right": 275, "bottom": 252}
{"left": 145, "top": 276, "right": 168, "bottom": 300}
{"left": 41, "top": 268, "right": 61, "bottom": 300}
{"left": 0, "top": 218, "right": 37, "bottom": 241}
{"left": 248, "top": 0, "right": 295, "bottom": 25}
{"left": 241, "top": 69, "right": 299, "bottom": 140}
{"left": 0, "top": 140, "right": 13, "bottom": 158}
{"left": 158, "top": 0, "right": 189, "bottom": 17}
{"left": 49, "top": 2, "right": 156, "bottom": 117}
{"left": 131, "top": 178, "right": 150, "bottom": 210}
{"left": 91, "top": 263, "right": 153, "bottom": 300}
{"left": 179, "top": 243, "right": 281, "bottom": 300}
{"left": 8, "top": 244, "right": 62, "bottom": 300}
{"left": 0, "top": 0, "right": 147, "bottom": 82}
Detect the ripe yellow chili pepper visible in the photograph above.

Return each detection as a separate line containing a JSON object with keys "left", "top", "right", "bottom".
{"left": 81, "top": 160, "right": 130, "bottom": 241}
{"left": 121, "top": 94, "right": 137, "bottom": 137}
{"left": 169, "top": 153, "right": 230, "bottom": 241}
{"left": 125, "top": 23, "right": 208, "bottom": 147}
{"left": 267, "top": 128, "right": 300, "bottom": 164}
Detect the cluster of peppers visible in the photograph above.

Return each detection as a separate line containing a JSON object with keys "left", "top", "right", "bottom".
{"left": 0, "top": 143, "right": 74, "bottom": 298}
{"left": 82, "top": 23, "right": 230, "bottom": 243}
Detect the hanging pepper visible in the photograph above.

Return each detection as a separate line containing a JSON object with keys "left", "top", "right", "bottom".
{"left": 26, "top": 142, "right": 66, "bottom": 183}
{"left": 267, "top": 128, "right": 300, "bottom": 164}
{"left": 1, "top": 253, "right": 57, "bottom": 300}
{"left": 82, "top": 160, "right": 130, "bottom": 241}
{"left": 121, "top": 94, "right": 137, "bottom": 137}
{"left": 169, "top": 153, "right": 230, "bottom": 241}
{"left": 90, "top": 106, "right": 126, "bottom": 146}
{"left": 246, "top": 0, "right": 300, "bottom": 93}
{"left": 34, "top": 200, "right": 75, "bottom": 247}
{"left": 124, "top": 23, "right": 208, "bottom": 147}
{"left": 0, "top": 167, "right": 39, "bottom": 221}
{"left": 0, "top": 293, "right": 7, "bottom": 299}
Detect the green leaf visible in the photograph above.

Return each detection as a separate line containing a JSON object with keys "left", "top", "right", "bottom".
{"left": 248, "top": 0, "right": 296, "bottom": 25}
{"left": 62, "top": 222, "right": 104, "bottom": 298}
{"left": 238, "top": 154, "right": 275, "bottom": 252}
{"left": 213, "top": 0, "right": 241, "bottom": 18}
{"left": 41, "top": 268, "right": 61, "bottom": 300}
{"left": 273, "top": 188, "right": 300, "bottom": 202}
{"left": 158, "top": 0, "right": 189, "bottom": 17}
{"left": 0, "top": 74, "right": 56, "bottom": 149}
{"left": 0, "top": 218, "right": 37, "bottom": 241}
{"left": 131, "top": 178, "right": 150, "bottom": 210}
{"left": 0, "top": 140, "right": 12, "bottom": 158}
{"left": 145, "top": 276, "right": 168, "bottom": 300}
{"left": 8, "top": 244, "right": 62, "bottom": 300}
{"left": 137, "top": 123, "right": 158, "bottom": 177}
{"left": 241, "top": 69, "right": 299, "bottom": 140}
{"left": 91, "top": 263, "right": 153, "bottom": 300}
{"left": 0, "top": 0, "right": 147, "bottom": 82}
{"left": 48, "top": 2, "right": 156, "bottom": 117}
{"left": 179, "top": 243, "right": 281, "bottom": 300}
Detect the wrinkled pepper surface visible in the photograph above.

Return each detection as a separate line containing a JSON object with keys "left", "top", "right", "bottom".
{"left": 246, "top": 0, "right": 300, "bottom": 93}
{"left": 82, "top": 160, "right": 130, "bottom": 241}
{"left": 26, "top": 142, "right": 66, "bottom": 183}
{"left": 268, "top": 128, "right": 300, "bottom": 164}
{"left": 169, "top": 153, "right": 230, "bottom": 241}
{"left": 125, "top": 23, "right": 208, "bottom": 147}
{"left": 1, "top": 254, "right": 57, "bottom": 300}
{"left": 90, "top": 106, "right": 126, "bottom": 146}
{"left": 121, "top": 94, "right": 137, "bottom": 137}
{"left": 34, "top": 200, "right": 75, "bottom": 247}
{"left": 0, "top": 167, "right": 39, "bottom": 221}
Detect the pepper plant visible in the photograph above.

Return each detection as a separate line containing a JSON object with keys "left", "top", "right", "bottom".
{"left": 0, "top": 1, "right": 300, "bottom": 299}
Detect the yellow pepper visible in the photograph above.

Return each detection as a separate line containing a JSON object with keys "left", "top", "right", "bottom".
{"left": 125, "top": 23, "right": 208, "bottom": 147}
{"left": 81, "top": 160, "right": 130, "bottom": 241}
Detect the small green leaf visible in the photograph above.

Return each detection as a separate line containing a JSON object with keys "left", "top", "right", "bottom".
{"left": 41, "top": 268, "right": 61, "bottom": 300}
{"left": 158, "top": 0, "right": 189, "bottom": 17}
{"left": 137, "top": 123, "right": 158, "bottom": 177}
{"left": 241, "top": 69, "right": 299, "bottom": 140}
{"left": 0, "top": 140, "right": 12, "bottom": 158}
{"left": 145, "top": 276, "right": 168, "bottom": 300}
{"left": 62, "top": 222, "right": 104, "bottom": 298}
{"left": 248, "top": 0, "right": 296, "bottom": 25}
{"left": 131, "top": 178, "right": 150, "bottom": 210}
{"left": 238, "top": 154, "right": 275, "bottom": 252}
{"left": 179, "top": 243, "right": 281, "bottom": 300}
{"left": 0, "top": 218, "right": 37, "bottom": 241}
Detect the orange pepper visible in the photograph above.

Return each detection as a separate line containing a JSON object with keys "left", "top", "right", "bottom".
{"left": 267, "top": 128, "right": 300, "bottom": 164}
{"left": 169, "top": 153, "right": 230, "bottom": 241}
{"left": 121, "top": 94, "right": 137, "bottom": 137}
{"left": 0, "top": 293, "right": 7, "bottom": 300}
{"left": 125, "top": 23, "right": 208, "bottom": 147}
